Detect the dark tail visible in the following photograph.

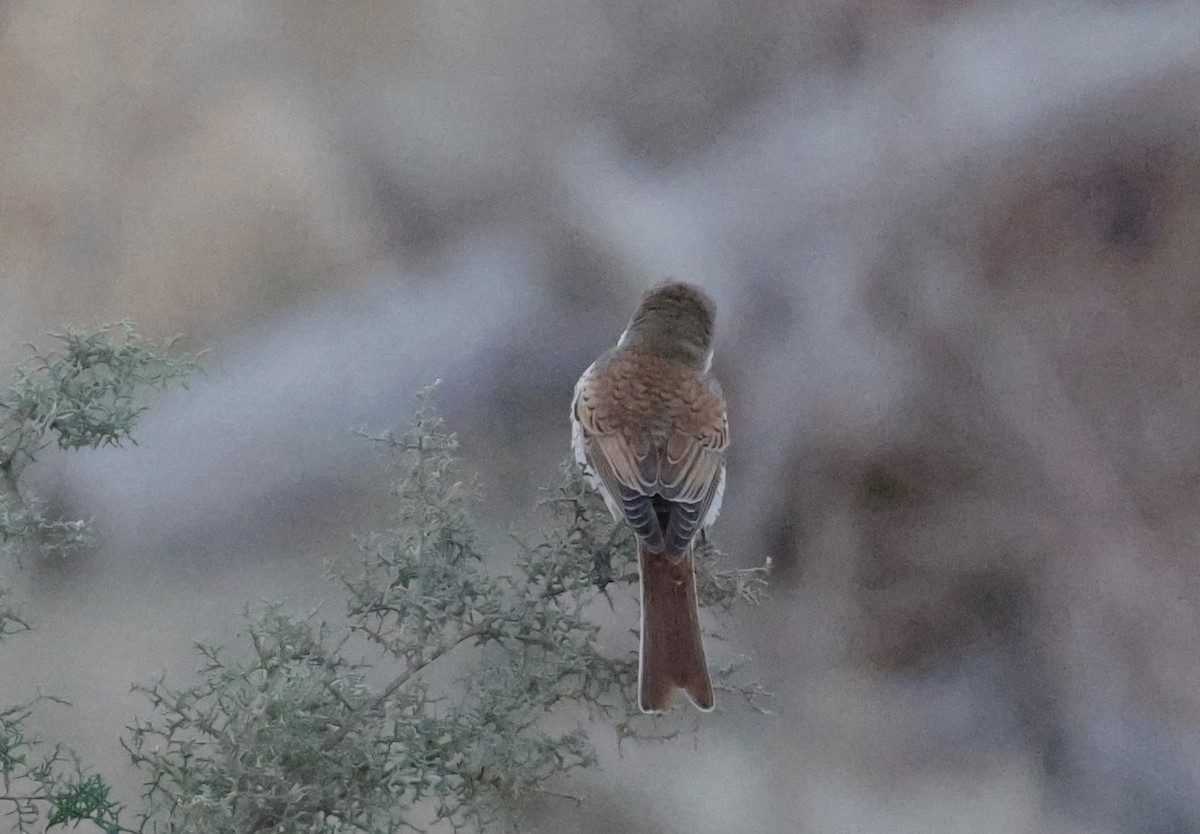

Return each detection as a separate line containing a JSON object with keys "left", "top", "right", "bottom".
{"left": 637, "top": 542, "right": 714, "bottom": 713}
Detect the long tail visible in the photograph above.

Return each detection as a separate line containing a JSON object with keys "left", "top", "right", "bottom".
{"left": 637, "top": 542, "right": 714, "bottom": 713}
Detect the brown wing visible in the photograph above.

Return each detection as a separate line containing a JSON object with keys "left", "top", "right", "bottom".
{"left": 573, "top": 363, "right": 668, "bottom": 551}
{"left": 573, "top": 356, "right": 727, "bottom": 556}
{"left": 655, "top": 406, "right": 727, "bottom": 556}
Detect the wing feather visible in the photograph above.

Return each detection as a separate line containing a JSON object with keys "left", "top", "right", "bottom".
{"left": 572, "top": 357, "right": 728, "bottom": 557}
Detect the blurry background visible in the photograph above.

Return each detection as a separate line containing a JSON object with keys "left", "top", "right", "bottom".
{"left": 2, "top": 1, "right": 1200, "bottom": 831}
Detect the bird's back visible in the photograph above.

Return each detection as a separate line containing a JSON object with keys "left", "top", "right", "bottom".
{"left": 581, "top": 347, "right": 724, "bottom": 448}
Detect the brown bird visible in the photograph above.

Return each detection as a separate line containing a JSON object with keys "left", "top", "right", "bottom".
{"left": 571, "top": 281, "right": 728, "bottom": 712}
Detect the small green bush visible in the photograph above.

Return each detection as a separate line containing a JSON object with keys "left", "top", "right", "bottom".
{"left": 1, "top": 332, "right": 767, "bottom": 833}
{"left": 0, "top": 323, "right": 195, "bottom": 833}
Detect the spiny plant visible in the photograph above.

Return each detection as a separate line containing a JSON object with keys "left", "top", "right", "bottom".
{"left": 0, "top": 322, "right": 197, "bottom": 556}
{"left": 0, "top": 322, "right": 196, "bottom": 833}
{"left": 123, "top": 386, "right": 770, "bottom": 833}
{"left": 0, "top": 327, "right": 768, "bottom": 833}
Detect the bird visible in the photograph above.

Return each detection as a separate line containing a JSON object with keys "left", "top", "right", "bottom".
{"left": 571, "top": 280, "right": 728, "bottom": 712}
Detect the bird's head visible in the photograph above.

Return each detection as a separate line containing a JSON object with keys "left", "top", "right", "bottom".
{"left": 619, "top": 281, "right": 717, "bottom": 370}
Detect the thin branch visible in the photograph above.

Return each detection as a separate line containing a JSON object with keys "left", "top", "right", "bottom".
{"left": 326, "top": 621, "right": 494, "bottom": 747}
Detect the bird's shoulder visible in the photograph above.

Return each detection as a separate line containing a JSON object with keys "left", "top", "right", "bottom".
{"left": 573, "top": 347, "right": 725, "bottom": 444}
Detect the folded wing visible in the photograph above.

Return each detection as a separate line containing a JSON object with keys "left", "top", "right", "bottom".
{"left": 573, "top": 364, "right": 728, "bottom": 559}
